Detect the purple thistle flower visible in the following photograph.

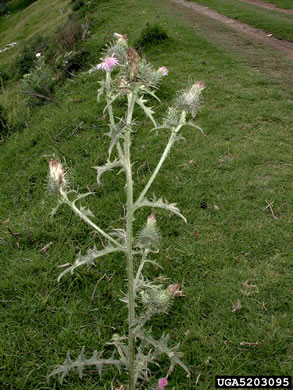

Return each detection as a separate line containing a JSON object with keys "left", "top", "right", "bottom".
{"left": 96, "top": 56, "right": 119, "bottom": 72}
{"left": 157, "top": 377, "right": 168, "bottom": 390}
{"left": 158, "top": 66, "right": 168, "bottom": 76}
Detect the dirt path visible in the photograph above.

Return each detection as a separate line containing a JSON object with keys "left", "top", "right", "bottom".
{"left": 168, "top": 0, "right": 293, "bottom": 59}
{"left": 240, "top": 0, "right": 293, "bottom": 15}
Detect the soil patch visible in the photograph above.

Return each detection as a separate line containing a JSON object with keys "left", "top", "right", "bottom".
{"left": 240, "top": 0, "right": 293, "bottom": 15}
{"left": 169, "top": 0, "right": 293, "bottom": 59}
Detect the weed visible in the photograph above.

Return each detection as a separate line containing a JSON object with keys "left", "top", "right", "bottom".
{"left": 135, "top": 22, "right": 169, "bottom": 50}
{"left": 20, "top": 55, "right": 56, "bottom": 107}
{"left": 72, "top": 0, "right": 85, "bottom": 12}
{"left": 56, "top": 18, "right": 84, "bottom": 52}
{"left": 13, "top": 34, "right": 49, "bottom": 78}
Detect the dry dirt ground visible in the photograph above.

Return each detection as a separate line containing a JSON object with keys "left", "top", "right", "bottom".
{"left": 160, "top": 0, "right": 293, "bottom": 87}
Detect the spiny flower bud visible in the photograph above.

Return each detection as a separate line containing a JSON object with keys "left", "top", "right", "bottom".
{"left": 136, "top": 213, "right": 160, "bottom": 249}
{"left": 48, "top": 159, "right": 66, "bottom": 192}
{"left": 174, "top": 81, "right": 205, "bottom": 118}
{"left": 167, "top": 283, "right": 184, "bottom": 297}
{"left": 140, "top": 289, "right": 171, "bottom": 312}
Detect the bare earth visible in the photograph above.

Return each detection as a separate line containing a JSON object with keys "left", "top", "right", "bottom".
{"left": 169, "top": 0, "right": 293, "bottom": 59}
{"left": 240, "top": 0, "right": 293, "bottom": 15}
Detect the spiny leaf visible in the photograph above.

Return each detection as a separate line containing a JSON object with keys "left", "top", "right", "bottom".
{"left": 57, "top": 245, "right": 121, "bottom": 282}
{"left": 47, "top": 348, "right": 123, "bottom": 383}
{"left": 136, "top": 97, "right": 157, "bottom": 127}
{"left": 136, "top": 197, "right": 187, "bottom": 223}
{"left": 49, "top": 199, "right": 64, "bottom": 218}
{"left": 93, "top": 159, "right": 123, "bottom": 185}
{"left": 137, "top": 330, "right": 190, "bottom": 377}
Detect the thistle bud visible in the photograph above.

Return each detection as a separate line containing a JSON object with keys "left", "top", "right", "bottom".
{"left": 48, "top": 159, "right": 66, "bottom": 192}
{"left": 174, "top": 81, "right": 205, "bottom": 118}
{"left": 136, "top": 213, "right": 160, "bottom": 249}
{"left": 140, "top": 289, "right": 171, "bottom": 312}
{"left": 147, "top": 212, "right": 156, "bottom": 226}
{"left": 167, "top": 283, "right": 184, "bottom": 297}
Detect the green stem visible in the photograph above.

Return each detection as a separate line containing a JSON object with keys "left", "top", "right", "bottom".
{"left": 135, "top": 130, "right": 178, "bottom": 207}
{"left": 105, "top": 72, "right": 124, "bottom": 159}
{"left": 125, "top": 92, "right": 136, "bottom": 390}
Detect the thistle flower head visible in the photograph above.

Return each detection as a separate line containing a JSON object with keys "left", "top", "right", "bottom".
{"left": 157, "top": 377, "right": 168, "bottom": 390}
{"left": 174, "top": 80, "right": 205, "bottom": 117}
{"left": 158, "top": 66, "right": 168, "bottom": 76}
{"left": 96, "top": 56, "right": 119, "bottom": 72}
{"left": 168, "top": 283, "right": 184, "bottom": 297}
{"left": 48, "top": 159, "right": 66, "bottom": 192}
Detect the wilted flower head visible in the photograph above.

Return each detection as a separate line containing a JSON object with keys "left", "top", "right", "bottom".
{"left": 158, "top": 66, "right": 168, "bottom": 76}
{"left": 96, "top": 56, "right": 119, "bottom": 72}
{"left": 157, "top": 377, "right": 168, "bottom": 390}
{"left": 174, "top": 80, "right": 205, "bottom": 117}
{"left": 168, "top": 283, "right": 184, "bottom": 297}
{"left": 49, "top": 159, "right": 66, "bottom": 192}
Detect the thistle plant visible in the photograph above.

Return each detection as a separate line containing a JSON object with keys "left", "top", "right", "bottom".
{"left": 47, "top": 33, "right": 205, "bottom": 389}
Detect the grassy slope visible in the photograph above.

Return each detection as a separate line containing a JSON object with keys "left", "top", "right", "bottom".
{"left": 0, "top": 0, "right": 70, "bottom": 69}
{"left": 188, "top": 0, "right": 293, "bottom": 42}
{"left": 1, "top": 0, "right": 293, "bottom": 388}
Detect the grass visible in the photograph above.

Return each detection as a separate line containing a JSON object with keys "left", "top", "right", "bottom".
{"left": 188, "top": 0, "right": 293, "bottom": 42}
{"left": 1, "top": 0, "right": 293, "bottom": 388}
{"left": 263, "top": 0, "right": 293, "bottom": 10}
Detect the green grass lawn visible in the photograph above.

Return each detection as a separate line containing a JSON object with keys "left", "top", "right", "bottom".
{"left": 0, "top": 0, "right": 293, "bottom": 388}
{"left": 188, "top": 0, "right": 293, "bottom": 42}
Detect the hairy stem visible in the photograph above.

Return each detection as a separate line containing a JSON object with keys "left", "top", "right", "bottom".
{"left": 125, "top": 92, "right": 136, "bottom": 390}
{"left": 135, "top": 130, "right": 178, "bottom": 207}
{"left": 105, "top": 72, "right": 124, "bottom": 159}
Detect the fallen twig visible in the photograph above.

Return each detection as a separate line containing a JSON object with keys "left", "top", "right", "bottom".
{"left": 262, "top": 200, "right": 279, "bottom": 219}
{"left": 7, "top": 227, "right": 21, "bottom": 248}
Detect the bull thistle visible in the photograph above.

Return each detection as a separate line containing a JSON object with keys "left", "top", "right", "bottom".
{"left": 46, "top": 33, "right": 205, "bottom": 389}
